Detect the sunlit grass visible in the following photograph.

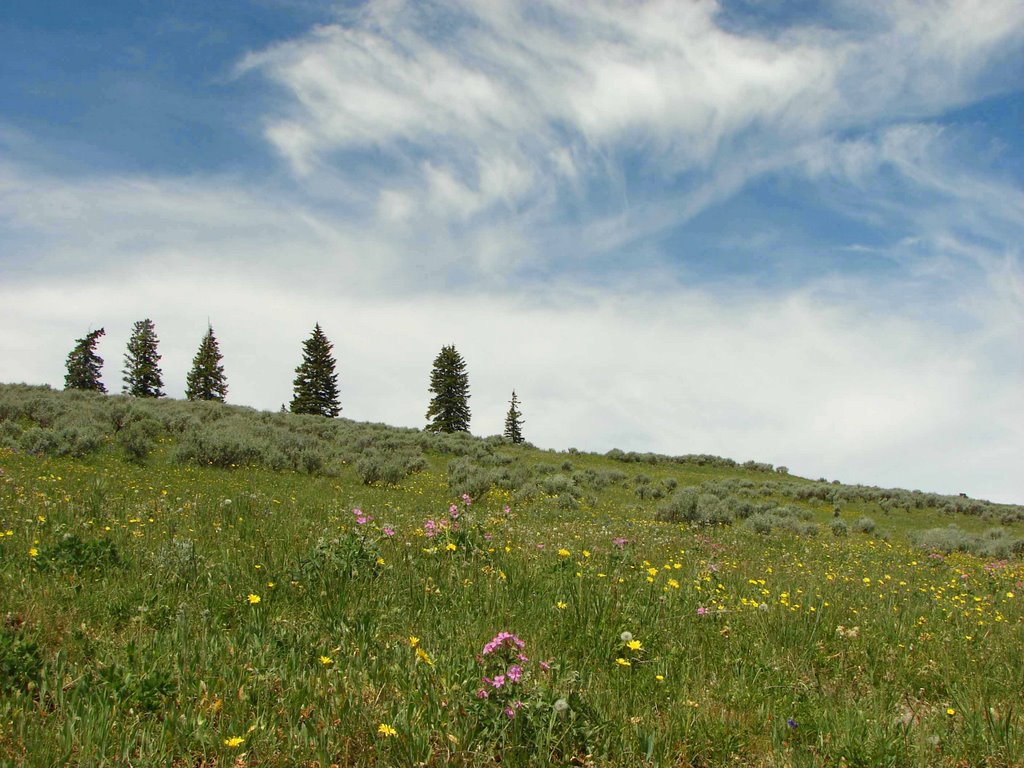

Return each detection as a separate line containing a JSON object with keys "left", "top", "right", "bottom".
{"left": 0, "top": 431, "right": 1022, "bottom": 765}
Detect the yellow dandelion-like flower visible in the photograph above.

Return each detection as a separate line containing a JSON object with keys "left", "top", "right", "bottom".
{"left": 615, "top": 657, "right": 631, "bottom": 667}
{"left": 247, "top": 594, "right": 261, "bottom": 605}
{"left": 655, "top": 674, "right": 665, "bottom": 682}
{"left": 409, "top": 636, "right": 419, "bottom": 647}
{"left": 415, "top": 647, "right": 434, "bottom": 666}
{"left": 376, "top": 556, "right": 386, "bottom": 565}
{"left": 558, "top": 548, "right": 571, "bottom": 557}
{"left": 223, "top": 736, "right": 244, "bottom": 748}
{"left": 556, "top": 601, "right": 568, "bottom": 610}
{"left": 378, "top": 723, "right": 398, "bottom": 737}
{"left": 319, "top": 655, "right": 333, "bottom": 666}
{"left": 626, "top": 639, "right": 642, "bottom": 651}
{"left": 445, "top": 543, "right": 457, "bottom": 551}
{"left": 28, "top": 547, "right": 38, "bottom": 558}
{"left": 946, "top": 708, "right": 956, "bottom": 716}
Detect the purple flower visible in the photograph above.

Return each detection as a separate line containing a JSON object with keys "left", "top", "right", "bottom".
{"left": 612, "top": 537, "right": 628, "bottom": 549}
{"left": 507, "top": 665, "right": 522, "bottom": 683}
{"left": 490, "top": 675, "right": 506, "bottom": 689}
{"left": 539, "top": 660, "right": 551, "bottom": 672}
{"left": 787, "top": 718, "right": 798, "bottom": 729}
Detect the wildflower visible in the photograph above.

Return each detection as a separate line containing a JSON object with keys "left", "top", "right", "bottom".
{"left": 409, "top": 636, "right": 419, "bottom": 647}
{"left": 626, "top": 639, "right": 642, "bottom": 651}
{"left": 446, "top": 543, "right": 457, "bottom": 552}
{"left": 615, "top": 657, "right": 631, "bottom": 667}
{"left": 377, "top": 723, "right": 398, "bottom": 738}
{"left": 247, "top": 594, "right": 261, "bottom": 605}
{"left": 504, "top": 701, "right": 522, "bottom": 719}
{"left": 539, "top": 660, "right": 551, "bottom": 672}
{"left": 553, "top": 698, "right": 570, "bottom": 713}
{"left": 319, "top": 655, "right": 333, "bottom": 666}
{"left": 655, "top": 674, "right": 665, "bottom": 682}
{"left": 415, "top": 647, "right": 434, "bottom": 666}
{"left": 28, "top": 547, "right": 38, "bottom": 558}
{"left": 461, "top": 493, "right": 472, "bottom": 506}
{"left": 449, "top": 504, "right": 459, "bottom": 519}
{"left": 619, "top": 631, "right": 633, "bottom": 643}
{"left": 475, "top": 688, "right": 489, "bottom": 699}
{"left": 556, "top": 601, "right": 567, "bottom": 610}
{"left": 490, "top": 674, "right": 506, "bottom": 688}
{"left": 558, "top": 548, "right": 571, "bottom": 558}
{"left": 787, "top": 718, "right": 798, "bottom": 728}
{"left": 223, "top": 736, "right": 244, "bottom": 747}
{"left": 696, "top": 606, "right": 707, "bottom": 616}
{"left": 507, "top": 665, "right": 523, "bottom": 683}
{"left": 946, "top": 708, "right": 956, "bottom": 716}
{"left": 382, "top": 526, "right": 395, "bottom": 537}
{"left": 376, "top": 556, "right": 385, "bottom": 565}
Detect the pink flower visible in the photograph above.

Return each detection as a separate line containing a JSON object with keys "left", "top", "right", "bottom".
{"left": 697, "top": 606, "right": 707, "bottom": 616}
{"left": 490, "top": 675, "right": 506, "bottom": 689}
{"left": 462, "top": 493, "right": 472, "bottom": 506}
{"left": 507, "top": 665, "right": 522, "bottom": 683}
{"left": 382, "top": 526, "right": 395, "bottom": 537}
{"left": 475, "top": 688, "right": 489, "bottom": 699}
{"left": 612, "top": 537, "right": 628, "bottom": 549}
{"left": 449, "top": 504, "right": 459, "bottom": 519}
{"left": 503, "top": 505, "right": 511, "bottom": 515}
{"left": 539, "top": 660, "right": 551, "bottom": 672}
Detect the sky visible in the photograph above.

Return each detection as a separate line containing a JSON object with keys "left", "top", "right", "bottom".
{"left": 1, "top": 0, "right": 1022, "bottom": 503}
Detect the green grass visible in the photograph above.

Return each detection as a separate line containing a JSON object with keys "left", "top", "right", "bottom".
{"left": 0, "top": 388, "right": 1022, "bottom": 766}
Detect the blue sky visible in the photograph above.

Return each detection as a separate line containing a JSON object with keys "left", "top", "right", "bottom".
{"left": 1, "top": 0, "right": 1022, "bottom": 502}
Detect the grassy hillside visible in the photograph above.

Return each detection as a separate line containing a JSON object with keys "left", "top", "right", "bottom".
{"left": 0, "top": 384, "right": 1022, "bottom": 766}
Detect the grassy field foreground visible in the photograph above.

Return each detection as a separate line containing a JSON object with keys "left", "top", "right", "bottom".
{"left": 0, "top": 386, "right": 1022, "bottom": 766}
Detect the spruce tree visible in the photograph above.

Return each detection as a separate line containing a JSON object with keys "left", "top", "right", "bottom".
{"left": 64, "top": 328, "right": 107, "bottom": 392}
{"left": 122, "top": 319, "right": 164, "bottom": 398}
{"left": 185, "top": 325, "right": 227, "bottom": 402}
{"left": 290, "top": 323, "right": 341, "bottom": 417}
{"left": 425, "top": 345, "right": 471, "bottom": 433}
{"left": 503, "top": 390, "right": 525, "bottom": 444}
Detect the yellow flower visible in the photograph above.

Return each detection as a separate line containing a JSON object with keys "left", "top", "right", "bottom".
{"left": 377, "top": 723, "right": 398, "bottom": 737}
{"left": 555, "top": 601, "right": 568, "bottom": 610}
{"left": 223, "top": 736, "right": 244, "bottom": 748}
{"left": 415, "top": 647, "right": 434, "bottom": 666}
{"left": 615, "top": 657, "right": 631, "bottom": 667}
{"left": 319, "top": 655, "right": 333, "bottom": 666}
{"left": 655, "top": 674, "right": 665, "bottom": 682}
{"left": 28, "top": 547, "right": 38, "bottom": 558}
{"left": 247, "top": 594, "right": 261, "bottom": 605}
{"left": 376, "top": 556, "right": 386, "bottom": 565}
{"left": 558, "top": 548, "right": 571, "bottom": 557}
{"left": 445, "top": 543, "right": 457, "bottom": 551}
{"left": 626, "top": 639, "right": 642, "bottom": 651}
{"left": 37, "top": 515, "right": 46, "bottom": 523}
{"left": 946, "top": 708, "right": 956, "bottom": 716}
{"left": 409, "top": 636, "right": 419, "bottom": 647}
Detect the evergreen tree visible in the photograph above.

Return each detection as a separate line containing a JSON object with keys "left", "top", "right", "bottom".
{"left": 425, "top": 345, "right": 471, "bottom": 433}
{"left": 185, "top": 325, "right": 227, "bottom": 402}
{"left": 290, "top": 323, "right": 340, "bottom": 417}
{"left": 503, "top": 390, "right": 525, "bottom": 444}
{"left": 64, "top": 328, "right": 107, "bottom": 392}
{"left": 122, "top": 319, "right": 164, "bottom": 398}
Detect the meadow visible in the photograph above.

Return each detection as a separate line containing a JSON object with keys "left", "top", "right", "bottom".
{"left": 0, "top": 384, "right": 1022, "bottom": 767}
